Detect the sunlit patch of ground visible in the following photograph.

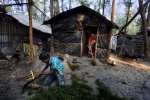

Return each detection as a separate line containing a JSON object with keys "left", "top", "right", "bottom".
{"left": 109, "top": 54, "right": 150, "bottom": 71}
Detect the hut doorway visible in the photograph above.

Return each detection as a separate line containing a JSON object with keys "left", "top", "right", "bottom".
{"left": 83, "top": 25, "right": 97, "bottom": 57}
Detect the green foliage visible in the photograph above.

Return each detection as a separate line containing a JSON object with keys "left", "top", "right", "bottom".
{"left": 78, "top": 0, "right": 90, "bottom": 7}
{"left": 68, "top": 63, "right": 80, "bottom": 71}
{"left": 28, "top": 79, "right": 95, "bottom": 100}
{"left": 5, "top": 6, "right": 12, "bottom": 12}
{"left": 28, "top": 79, "right": 127, "bottom": 100}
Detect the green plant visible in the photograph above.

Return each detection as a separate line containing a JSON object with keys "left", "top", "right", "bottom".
{"left": 68, "top": 62, "right": 80, "bottom": 71}
{"left": 28, "top": 79, "right": 127, "bottom": 100}
{"left": 28, "top": 78, "right": 96, "bottom": 100}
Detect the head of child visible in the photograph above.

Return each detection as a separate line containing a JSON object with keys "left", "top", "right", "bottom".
{"left": 39, "top": 53, "right": 49, "bottom": 64}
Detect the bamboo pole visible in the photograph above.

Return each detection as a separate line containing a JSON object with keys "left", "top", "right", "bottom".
{"left": 28, "top": 0, "right": 34, "bottom": 61}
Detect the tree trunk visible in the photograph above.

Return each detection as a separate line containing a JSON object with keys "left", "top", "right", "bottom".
{"left": 50, "top": 0, "right": 54, "bottom": 17}
{"left": 53, "top": 0, "right": 60, "bottom": 16}
{"left": 147, "top": 3, "right": 150, "bottom": 26}
{"left": 102, "top": 0, "right": 105, "bottom": 15}
{"left": 50, "top": 0, "right": 60, "bottom": 17}
{"left": 107, "top": 0, "right": 116, "bottom": 62}
{"left": 28, "top": 0, "right": 34, "bottom": 60}
{"left": 111, "top": 0, "right": 116, "bottom": 22}
{"left": 43, "top": 0, "right": 46, "bottom": 20}
{"left": 69, "top": 0, "right": 72, "bottom": 10}
{"left": 98, "top": 0, "right": 101, "bottom": 14}
{"left": 147, "top": 3, "right": 150, "bottom": 57}
{"left": 61, "top": 0, "right": 64, "bottom": 11}
{"left": 138, "top": 0, "right": 148, "bottom": 57}
{"left": 119, "top": 1, "right": 149, "bottom": 34}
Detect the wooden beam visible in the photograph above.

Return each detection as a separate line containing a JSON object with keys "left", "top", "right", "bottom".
{"left": 28, "top": 0, "right": 34, "bottom": 60}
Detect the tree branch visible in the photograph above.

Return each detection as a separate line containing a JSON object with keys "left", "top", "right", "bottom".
{"left": 118, "top": 0, "right": 150, "bottom": 34}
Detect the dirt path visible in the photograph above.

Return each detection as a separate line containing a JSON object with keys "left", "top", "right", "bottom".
{"left": 0, "top": 61, "right": 26, "bottom": 100}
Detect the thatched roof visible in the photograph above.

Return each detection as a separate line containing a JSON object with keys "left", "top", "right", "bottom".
{"left": 9, "top": 14, "right": 52, "bottom": 34}
{"left": 44, "top": 5, "right": 118, "bottom": 28}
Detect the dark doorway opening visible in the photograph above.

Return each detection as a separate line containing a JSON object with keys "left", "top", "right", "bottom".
{"left": 83, "top": 25, "right": 97, "bottom": 56}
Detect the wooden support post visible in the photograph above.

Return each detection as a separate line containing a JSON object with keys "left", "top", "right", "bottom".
{"left": 94, "top": 26, "right": 100, "bottom": 59}
{"left": 50, "top": 36, "right": 54, "bottom": 55}
{"left": 28, "top": 0, "right": 34, "bottom": 60}
{"left": 80, "top": 28, "right": 83, "bottom": 57}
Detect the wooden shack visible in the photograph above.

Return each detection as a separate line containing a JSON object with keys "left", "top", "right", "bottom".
{"left": 147, "top": 27, "right": 150, "bottom": 56}
{"left": 0, "top": 8, "right": 51, "bottom": 59}
{"left": 44, "top": 6, "right": 118, "bottom": 58}
{"left": 116, "top": 33, "right": 145, "bottom": 58}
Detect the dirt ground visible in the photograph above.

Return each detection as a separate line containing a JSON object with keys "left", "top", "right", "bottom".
{"left": 0, "top": 55, "right": 149, "bottom": 100}
{"left": 65, "top": 55, "right": 150, "bottom": 100}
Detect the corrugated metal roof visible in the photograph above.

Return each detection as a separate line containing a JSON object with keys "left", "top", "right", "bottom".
{"left": 9, "top": 14, "right": 52, "bottom": 34}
